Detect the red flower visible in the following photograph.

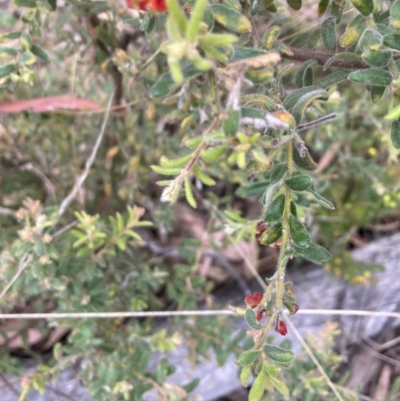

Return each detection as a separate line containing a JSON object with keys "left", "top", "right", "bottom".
{"left": 126, "top": 0, "right": 167, "bottom": 12}
{"left": 244, "top": 292, "right": 263, "bottom": 309}
{"left": 275, "top": 320, "right": 288, "bottom": 336}
{"left": 255, "top": 221, "right": 267, "bottom": 239}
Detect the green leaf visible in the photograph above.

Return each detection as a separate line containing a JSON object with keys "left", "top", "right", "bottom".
{"left": 223, "top": 108, "right": 241, "bottom": 136}
{"left": 264, "top": 194, "right": 285, "bottom": 223}
{"left": 240, "top": 94, "right": 276, "bottom": 111}
{"left": 201, "top": 147, "right": 226, "bottom": 162}
{"left": 289, "top": 215, "right": 311, "bottom": 248}
{"left": 249, "top": 372, "right": 266, "bottom": 401}
{"left": 199, "top": 33, "right": 238, "bottom": 46}
{"left": 210, "top": 4, "right": 251, "bottom": 34}
{"left": 13, "top": 0, "right": 36, "bottom": 7}
{"left": 359, "top": 29, "right": 382, "bottom": 50}
{"left": 183, "top": 378, "right": 200, "bottom": 393}
{"left": 0, "top": 31, "right": 22, "bottom": 41}
{"left": 150, "top": 65, "right": 200, "bottom": 98}
{"left": 331, "top": 1, "right": 343, "bottom": 23}
{"left": 263, "top": 364, "right": 281, "bottom": 376}
{"left": 236, "top": 180, "right": 269, "bottom": 198}
{"left": 348, "top": 68, "right": 392, "bottom": 86}
{"left": 283, "top": 86, "right": 322, "bottom": 110}
{"left": 240, "top": 366, "right": 252, "bottom": 387}
{"left": 245, "top": 308, "right": 262, "bottom": 329}
{"left": 321, "top": 17, "right": 336, "bottom": 52}
{"left": 30, "top": 44, "right": 50, "bottom": 62}
{"left": 318, "top": 0, "right": 329, "bottom": 17}
{"left": 323, "top": 53, "right": 363, "bottom": 71}
{"left": 292, "top": 87, "right": 329, "bottom": 124}
{"left": 193, "top": 165, "right": 216, "bottom": 186}
{"left": 240, "top": 107, "right": 266, "bottom": 119}
{"left": 231, "top": 46, "right": 268, "bottom": 63}
{"left": 292, "top": 147, "right": 318, "bottom": 171}
{"left": 391, "top": 0, "right": 400, "bottom": 30}
{"left": 339, "top": 15, "right": 366, "bottom": 48}
{"left": 317, "top": 70, "right": 351, "bottom": 88}
{"left": 308, "top": 28, "right": 321, "bottom": 49}
{"left": 383, "top": 34, "right": 400, "bottom": 50}
{"left": 269, "top": 375, "right": 289, "bottom": 396}
{"left": 262, "top": 26, "right": 281, "bottom": 50}
{"left": 350, "top": 0, "right": 374, "bottom": 16}
{"left": 264, "top": 344, "right": 295, "bottom": 364}
{"left": 184, "top": 179, "right": 197, "bottom": 208}
{"left": 385, "top": 102, "right": 400, "bottom": 120}
{"left": 362, "top": 49, "right": 392, "bottom": 67}
{"left": 166, "top": 0, "right": 187, "bottom": 33}
{"left": 270, "top": 163, "right": 288, "bottom": 183}
{"left": 308, "top": 187, "right": 335, "bottom": 209}
{"left": 293, "top": 243, "right": 332, "bottom": 263}
{"left": 150, "top": 165, "right": 181, "bottom": 175}
{"left": 258, "top": 222, "right": 282, "bottom": 245}
{"left": 287, "top": 0, "right": 302, "bottom": 11}
{"left": 371, "top": 85, "right": 386, "bottom": 103}
{"left": 285, "top": 173, "right": 312, "bottom": 191}
{"left": 0, "top": 63, "right": 15, "bottom": 79}
{"left": 186, "top": 0, "right": 208, "bottom": 43}
{"left": 295, "top": 60, "right": 316, "bottom": 88}
{"left": 237, "top": 350, "right": 261, "bottom": 366}
{"left": 160, "top": 154, "right": 191, "bottom": 168}
{"left": 391, "top": 120, "right": 400, "bottom": 148}
{"left": 0, "top": 47, "right": 17, "bottom": 57}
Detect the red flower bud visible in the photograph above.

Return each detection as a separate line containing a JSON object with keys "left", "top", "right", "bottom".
{"left": 256, "top": 310, "right": 264, "bottom": 321}
{"left": 244, "top": 292, "right": 263, "bottom": 309}
{"left": 275, "top": 320, "right": 287, "bottom": 336}
{"left": 255, "top": 221, "right": 267, "bottom": 239}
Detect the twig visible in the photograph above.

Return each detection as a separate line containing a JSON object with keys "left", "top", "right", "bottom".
{"left": 0, "top": 207, "right": 15, "bottom": 216}
{"left": 56, "top": 94, "right": 113, "bottom": 222}
{"left": 0, "top": 373, "right": 21, "bottom": 397}
{"left": 1, "top": 309, "right": 400, "bottom": 320}
{"left": 0, "top": 254, "right": 33, "bottom": 300}
{"left": 285, "top": 318, "right": 345, "bottom": 401}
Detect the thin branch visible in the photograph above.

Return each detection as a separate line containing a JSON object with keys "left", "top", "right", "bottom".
{"left": 0, "top": 254, "right": 33, "bottom": 300}
{"left": 56, "top": 94, "right": 113, "bottom": 221}
{"left": 285, "top": 318, "right": 345, "bottom": 401}
{"left": 283, "top": 47, "right": 370, "bottom": 69}
{"left": 1, "top": 309, "right": 400, "bottom": 320}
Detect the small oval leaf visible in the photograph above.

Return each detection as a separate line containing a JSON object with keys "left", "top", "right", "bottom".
{"left": 245, "top": 308, "right": 262, "bottom": 329}
{"left": 348, "top": 68, "right": 392, "bottom": 87}
{"left": 238, "top": 350, "right": 261, "bottom": 366}
{"left": 264, "top": 194, "right": 285, "bottom": 223}
{"left": 285, "top": 173, "right": 312, "bottom": 191}
{"left": 293, "top": 243, "right": 332, "bottom": 264}
{"left": 321, "top": 17, "right": 336, "bottom": 52}
{"left": 264, "top": 344, "right": 295, "bottom": 363}
{"left": 289, "top": 215, "right": 311, "bottom": 248}
{"left": 350, "top": 0, "right": 374, "bottom": 16}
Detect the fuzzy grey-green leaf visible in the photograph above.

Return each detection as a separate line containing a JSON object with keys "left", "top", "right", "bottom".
{"left": 264, "top": 344, "right": 295, "bottom": 363}
{"left": 321, "top": 17, "right": 336, "bottom": 52}
{"left": 292, "top": 87, "right": 329, "bottom": 124}
{"left": 383, "top": 34, "right": 400, "bottom": 50}
{"left": 285, "top": 173, "right": 312, "bottom": 191}
{"left": 245, "top": 308, "right": 262, "bottom": 329}
{"left": 391, "top": 120, "right": 400, "bottom": 148}
{"left": 289, "top": 215, "right": 311, "bottom": 248}
{"left": 350, "top": 0, "right": 374, "bottom": 16}
{"left": 264, "top": 194, "right": 285, "bottom": 222}
{"left": 249, "top": 371, "right": 267, "bottom": 401}
{"left": 348, "top": 68, "right": 392, "bottom": 86}
{"left": 293, "top": 243, "right": 332, "bottom": 263}
{"left": 270, "top": 163, "right": 288, "bottom": 183}
{"left": 237, "top": 350, "right": 261, "bottom": 366}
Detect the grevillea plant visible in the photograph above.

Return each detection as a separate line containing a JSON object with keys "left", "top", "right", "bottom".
{"left": 144, "top": 0, "right": 400, "bottom": 398}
